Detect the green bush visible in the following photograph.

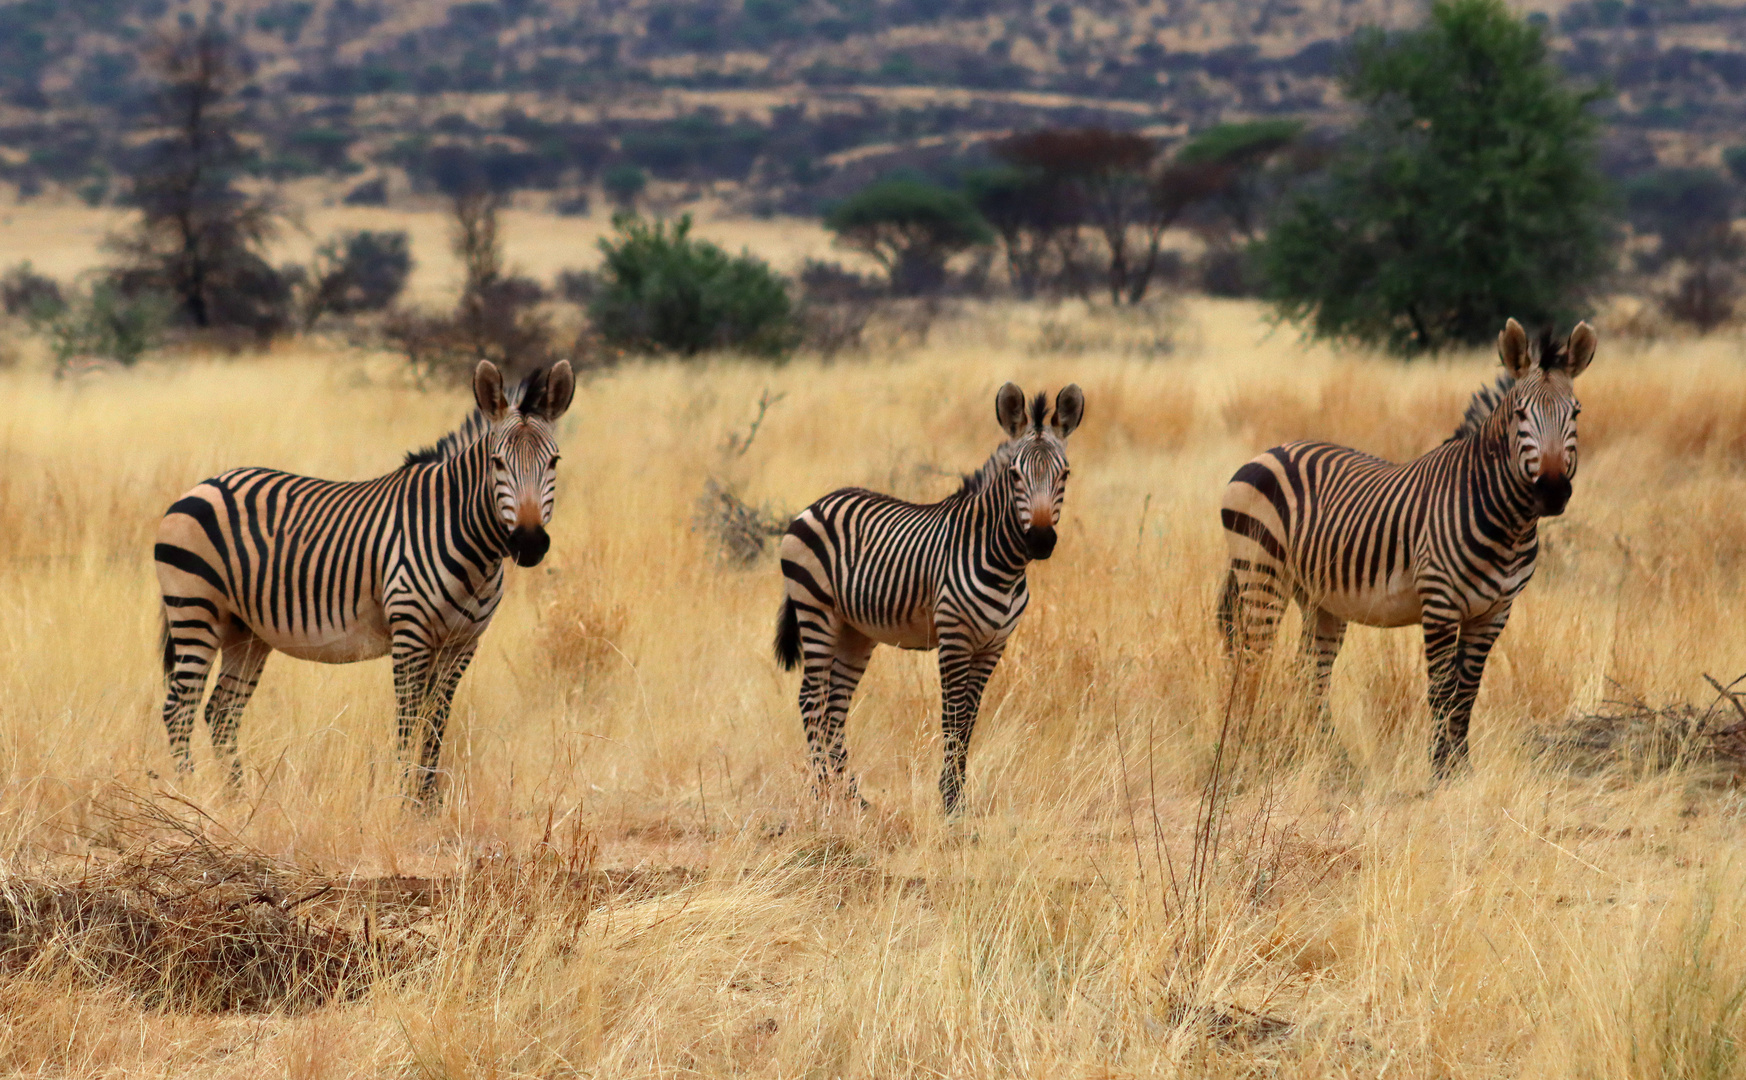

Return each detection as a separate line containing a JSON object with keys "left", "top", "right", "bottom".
{"left": 824, "top": 178, "right": 992, "bottom": 295}
{"left": 590, "top": 214, "right": 795, "bottom": 357}
{"left": 29, "top": 279, "right": 171, "bottom": 369}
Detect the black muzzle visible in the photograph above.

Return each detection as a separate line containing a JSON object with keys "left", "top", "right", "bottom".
{"left": 508, "top": 525, "right": 550, "bottom": 567}
{"left": 1025, "top": 526, "right": 1058, "bottom": 560}
{"left": 1535, "top": 475, "right": 1572, "bottom": 517}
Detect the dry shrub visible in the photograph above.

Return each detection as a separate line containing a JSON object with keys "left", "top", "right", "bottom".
{"left": 1537, "top": 675, "right": 1746, "bottom": 780}
{"left": 534, "top": 568, "right": 630, "bottom": 681}
{"left": 0, "top": 837, "right": 417, "bottom": 1013}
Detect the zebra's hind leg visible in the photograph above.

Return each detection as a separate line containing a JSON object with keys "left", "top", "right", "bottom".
{"left": 821, "top": 628, "right": 875, "bottom": 806}
{"left": 1219, "top": 563, "right": 1287, "bottom": 725}
{"left": 937, "top": 638, "right": 1006, "bottom": 816}
{"left": 161, "top": 616, "right": 219, "bottom": 777}
{"left": 1296, "top": 602, "right": 1347, "bottom": 737}
{"left": 1431, "top": 605, "right": 1514, "bottom": 777}
{"left": 204, "top": 629, "right": 271, "bottom": 790}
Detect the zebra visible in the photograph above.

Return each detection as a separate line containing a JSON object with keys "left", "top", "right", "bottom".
{"left": 1218, "top": 319, "right": 1596, "bottom": 775}
{"left": 154, "top": 359, "right": 574, "bottom": 803}
{"left": 774, "top": 382, "right": 1084, "bottom": 814}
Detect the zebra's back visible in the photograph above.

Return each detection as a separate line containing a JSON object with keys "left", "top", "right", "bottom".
{"left": 156, "top": 465, "right": 410, "bottom": 662}
{"left": 781, "top": 486, "right": 953, "bottom": 650}
{"left": 1222, "top": 440, "right": 1440, "bottom": 628}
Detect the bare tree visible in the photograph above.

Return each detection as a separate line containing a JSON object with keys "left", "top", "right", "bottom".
{"left": 111, "top": 23, "right": 290, "bottom": 339}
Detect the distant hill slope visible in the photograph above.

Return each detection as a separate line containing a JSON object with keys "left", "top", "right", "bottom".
{"left": 0, "top": 0, "right": 1742, "bottom": 208}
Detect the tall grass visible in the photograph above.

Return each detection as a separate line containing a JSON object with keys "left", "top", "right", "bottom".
{"left": 3, "top": 297, "right": 1746, "bottom": 1076}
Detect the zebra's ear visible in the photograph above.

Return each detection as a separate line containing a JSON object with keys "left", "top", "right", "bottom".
{"left": 473, "top": 360, "right": 510, "bottom": 420}
{"left": 538, "top": 360, "right": 575, "bottom": 420}
{"left": 1566, "top": 321, "right": 1597, "bottom": 378}
{"left": 1051, "top": 384, "right": 1084, "bottom": 439}
{"left": 995, "top": 382, "right": 1028, "bottom": 439}
{"left": 1498, "top": 318, "right": 1532, "bottom": 378}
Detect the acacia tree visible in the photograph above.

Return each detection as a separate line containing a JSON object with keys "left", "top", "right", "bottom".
{"left": 112, "top": 23, "right": 290, "bottom": 338}
{"left": 824, "top": 178, "right": 993, "bottom": 295}
{"left": 1259, "top": 0, "right": 1611, "bottom": 354}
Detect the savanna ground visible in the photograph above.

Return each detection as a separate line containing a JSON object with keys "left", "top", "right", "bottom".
{"left": 6, "top": 280, "right": 1746, "bottom": 1077}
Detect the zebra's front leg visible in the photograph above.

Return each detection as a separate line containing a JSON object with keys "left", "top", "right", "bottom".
{"left": 204, "top": 631, "right": 271, "bottom": 790}
{"left": 937, "top": 638, "right": 1005, "bottom": 816}
{"left": 392, "top": 639, "right": 479, "bottom": 807}
{"left": 1422, "top": 611, "right": 1467, "bottom": 778}
{"left": 1435, "top": 605, "right": 1514, "bottom": 776}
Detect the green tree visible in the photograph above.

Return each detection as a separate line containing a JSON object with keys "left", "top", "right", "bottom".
{"left": 591, "top": 214, "right": 795, "bottom": 357}
{"left": 1259, "top": 0, "right": 1611, "bottom": 354}
{"left": 824, "top": 178, "right": 993, "bottom": 295}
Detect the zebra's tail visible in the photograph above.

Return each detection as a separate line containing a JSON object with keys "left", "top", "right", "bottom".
{"left": 1216, "top": 569, "right": 1240, "bottom": 655}
{"left": 774, "top": 597, "right": 802, "bottom": 671}
{"left": 159, "top": 607, "right": 174, "bottom": 678}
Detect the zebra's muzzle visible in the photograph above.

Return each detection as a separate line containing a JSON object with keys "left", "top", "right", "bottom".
{"left": 508, "top": 525, "right": 550, "bottom": 567}
{"left": 1025, "top": 526, "right": 1057, "bottom": 560}
{"left": 1535, "top": 474, "right": 1572, "bottom": 517}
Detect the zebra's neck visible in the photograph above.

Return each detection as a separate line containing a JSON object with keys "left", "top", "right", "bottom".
{"left": 959, "top": 445, "right": 1031, "bottom": 587}
{"left": 1465, "top": 398, "right": 1542, "bottom": 546}
{"left": 445, "top": 435, "right": 515, "bottom": 565}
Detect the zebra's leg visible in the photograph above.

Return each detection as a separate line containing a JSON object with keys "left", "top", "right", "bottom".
{"left": 392, "top": 637, "right": 479, "bottom": 807}
{"left": 1437, "top": 604, "right": 1514, "bottom": 774}
{"left": 1422, "top": 610, "right": 1467, "bottom": 778}
{"left": 203, "top": 629, "right": 271, "bottom": 789}
{"left": 821, "top": 627, "right": 875, "bottom": 803}
{"left": 162, "top": 629, "right": 218, "bottom": 777}
{"left": 1296, "top": 603, "right": 1347, "bottom": 735}
{"left": 937, "top": 639, "right": 1006, "bottom": 816}
{"left": 1220, "top": 563, "right": 1287, "bottom": 722}
{"left": 796, "top": 621, "right": 838, "bottom": 798}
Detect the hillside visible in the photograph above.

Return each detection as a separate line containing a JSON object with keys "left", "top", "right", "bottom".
{"left": 2, "top": 0, "right": 1743, "bottom": 213}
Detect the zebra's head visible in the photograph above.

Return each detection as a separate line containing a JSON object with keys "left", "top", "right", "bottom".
{"left": 1497, "top": 318, "right": 1596, "bottom": 517}
{"left": 474, "top": 359, "right": 576, "bottom": 567}
{"left": 995, "top": 382, "right": 1085, "bottom": 560}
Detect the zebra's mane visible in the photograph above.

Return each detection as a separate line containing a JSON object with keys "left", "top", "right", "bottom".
{"left": 954, "top": 442, "right": 1018, "bottom": 498}
{"left": 1450, "top": 374, "right": 1517, "bottom": 442}
{"left": 1448, "top": 328, "right": 1569, "bottom": 442}
{"left": 402, "top": 367, "right": 555, "bottom": 467}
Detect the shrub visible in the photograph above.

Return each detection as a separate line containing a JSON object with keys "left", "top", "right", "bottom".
{"left": 603, "top": 164, "right": 647, "bottom": 211}
{"left": 1, "top": 262, "right": 63, "bottom": 319}
{"left": 342, "top": 176, "right": 389, "bottom": 206}
{"left": 29, "top": 278, "right": 171, "bottom": 370}
{"left": 297, "top": 230, "right": 412, "bottom": 327}
{"left": 590, "top": 214, "right": 795, "bottom": 357}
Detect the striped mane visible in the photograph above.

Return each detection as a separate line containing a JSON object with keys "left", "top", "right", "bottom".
{"left": 402, "top": 367, "right": 555, "bottom": 467}
{"left": 953, "top": 392, "right": 1050, "bottom": 497}
{"left": 1449, "top": 328, "right": 1571, "bottom": 442}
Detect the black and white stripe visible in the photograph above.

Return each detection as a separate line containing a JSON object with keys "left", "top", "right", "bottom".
{"left": 154, "top": 360, "right": 574, "bottom": 802}
{"left": 1219, "top": 319, "right": 1596, "bottom": 774}
{"left": 775, "top": 382, "right": 1085, "bottom": 813}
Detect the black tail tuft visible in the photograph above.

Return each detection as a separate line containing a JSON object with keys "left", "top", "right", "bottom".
{"left": 774, "top": 597, "right": 801, "bottom": 671}
{"left": 159, "top": 608, "right": 174, "bottom": 677}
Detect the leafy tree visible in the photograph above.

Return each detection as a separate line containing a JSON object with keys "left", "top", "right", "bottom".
{"left": 591, "top": 214, "right": 795, "bottom": 357}
{"left": 1174, "top": 120, "right": 1306, "bottom": 239}
{"left": 110, "top": 24, "right": 292, "bottom": 339}
{"left": 603, "top": 164, "right": 648, "bottom": 211}
{"left": 295, "top": 230, "right": 412, "bottom": 327}
{"left": 963, "top": 165, "right": 1081, "bottom": 299}
{"left": 824, "top": 178, "right": 992, "bottom": 295}
{"left": 1259, "top": 0, "right": 1611, "bottom": 354}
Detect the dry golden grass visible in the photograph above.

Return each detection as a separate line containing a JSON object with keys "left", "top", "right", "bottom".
{"left": 5, "top": 296, "right": 1746, "bottom": 1077}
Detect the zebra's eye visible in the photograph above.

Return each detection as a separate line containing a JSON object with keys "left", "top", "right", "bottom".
{"left": 491, "top": 454, "right": 507, "bottom": 468}
{"left": 1572, "top": 403, "right": 1582, "bottom": 417}
{"left": 1060, "top": 469, "right": 1071, "bottom": 482}
{"left": 1514, "top": 407, "right": 1529, "bottom": 421}
{"left": 549, "top": 455, "right": 561, "bottom": 468}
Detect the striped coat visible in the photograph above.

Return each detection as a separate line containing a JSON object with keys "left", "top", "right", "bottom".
{"left": 155, "top": 360, "right": 573, "bottom": 801}
{"left": 776, "top": 383, "right": 1084, "bottom": 813}
{"left": 1219, "top": 320, "right": 1595, "bottom": 772}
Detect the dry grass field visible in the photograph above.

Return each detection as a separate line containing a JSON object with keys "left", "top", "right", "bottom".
{"left": 5, "top": 296, "right": 1746, "bottom": 1077}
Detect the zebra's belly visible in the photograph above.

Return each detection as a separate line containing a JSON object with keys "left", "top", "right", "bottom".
{"left": 849, "top": 612, "right": 939, "bottom": 651}
{"left": 1319, "top": 579, "right": 1423, "bottom": 628}
{"left": 260, "top": 613, "right": 394, "bottom": 664}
